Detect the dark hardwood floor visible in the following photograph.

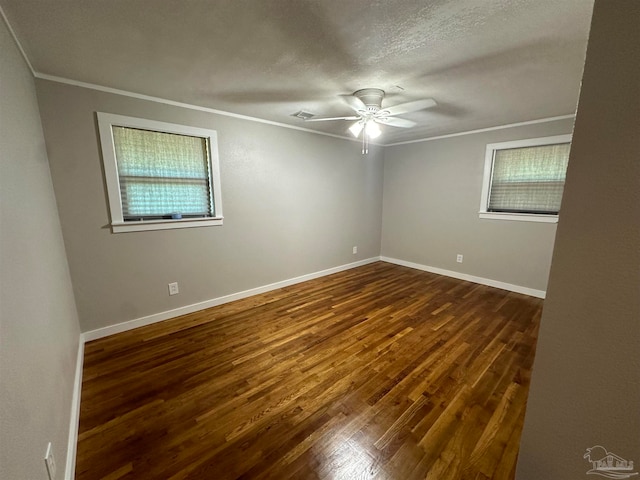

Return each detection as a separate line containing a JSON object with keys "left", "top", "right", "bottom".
{"left": 76, "top": 261, "right": 542, "bottom": 479}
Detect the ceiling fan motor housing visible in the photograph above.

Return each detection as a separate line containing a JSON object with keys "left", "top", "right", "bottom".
{"left": 353, "top": 88, "right": 385, "bottom": 113}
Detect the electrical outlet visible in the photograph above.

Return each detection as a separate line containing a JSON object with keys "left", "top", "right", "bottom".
{"left": 456, "top": 254, "right": 463, "bottom": 263}
{"left": 352, "top": 246, "right": 358, "bottom": 254}
{"left": 44, "top": 442, "right": 56, "bottom": 480}
{"left": 168, "top": 282, "right": 179, "bottom": 295}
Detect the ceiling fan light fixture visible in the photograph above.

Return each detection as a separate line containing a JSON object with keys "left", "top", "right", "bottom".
{"left": 365, "top": 120, "right": 381, "bottom": 139}
{"left": 349, "top": 121, "right": 364, "bottom": 138}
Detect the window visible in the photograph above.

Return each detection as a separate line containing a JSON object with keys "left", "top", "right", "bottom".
{"left": 97, "top": 113, "right": 223, "bottom": 233}
{"left": 479, "top": 135, "right": 571, "bottom": 223}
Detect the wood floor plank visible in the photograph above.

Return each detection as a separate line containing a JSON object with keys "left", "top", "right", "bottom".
{"left": 75, "top": 261, "right": 542, "bottom": 479}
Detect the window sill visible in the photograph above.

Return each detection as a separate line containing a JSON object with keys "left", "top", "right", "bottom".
{"left": 111, "top": 216, "right": 224, "bottom": 233}
{"left": 479, "top": 212, "right": 558, "bottom": 223}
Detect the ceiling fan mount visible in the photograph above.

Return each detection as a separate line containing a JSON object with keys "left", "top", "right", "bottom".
{"left": 352, "top": 88, "right": 385, "bottom": 114}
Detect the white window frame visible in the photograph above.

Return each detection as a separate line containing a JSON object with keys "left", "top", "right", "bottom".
{"left": 479, "top": 134, "right": 571, "bottom": 223}
{"left": 97, "top": 112, "right": 223, "bottom": 233}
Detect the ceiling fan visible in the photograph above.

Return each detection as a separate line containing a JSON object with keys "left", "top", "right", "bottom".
{"left": 303, "top": 88, "right": 436, "bottom": 153}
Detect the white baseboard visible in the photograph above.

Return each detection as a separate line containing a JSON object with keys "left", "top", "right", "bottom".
{"left": 83, "top": 257, "right": 381, "bottom": 342}
{"left": 380, "top": 256, "right": 546, "bottom": 299}
{"left": 65, "top": 335, "right": 84, "bottom": 480}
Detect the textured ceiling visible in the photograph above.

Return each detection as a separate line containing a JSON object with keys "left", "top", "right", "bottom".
{"left": 1, "top": 0, "right": 593, "bottom": 144}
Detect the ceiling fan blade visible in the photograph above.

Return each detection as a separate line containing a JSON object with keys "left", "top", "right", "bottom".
{"left": 380, "top": 98, "right": 437, "bottom": 116}
{"left": 375, "top": 117, "right": 417, "bottom": 128}
{"left": 304, "top": 115, "right": 360, "bottom": 122}
{"left": 340, "top": 94, "right": 367, "bottom": 113}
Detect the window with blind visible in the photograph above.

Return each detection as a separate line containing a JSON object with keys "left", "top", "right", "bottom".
{"left": 97, "top": 113, "right": 223, "bottom": 233}
{"left": 479, "top": 135, "right": 571, "bottom": 222}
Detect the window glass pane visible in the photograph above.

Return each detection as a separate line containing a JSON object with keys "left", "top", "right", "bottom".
{"left": 489, "top": 143, "right": 570, "bottom": 214}
{"left": 112, "top": 127, "right": 213, "bottom": 218}
{"left": 120, "top": 180, "right": 211, "bottom": 217}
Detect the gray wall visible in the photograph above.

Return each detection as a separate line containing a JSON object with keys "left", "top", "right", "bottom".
{"left": 35, "top": 80, "right": 384, "bottom": 333}
{"left": 0, "top": 19, "right": 81, "bottom": 480}
{"left": 381, "top": 117, "right": 575, "bottom": 292}
{"left": 517, "top": 1, "right": 640, "bottom": 477}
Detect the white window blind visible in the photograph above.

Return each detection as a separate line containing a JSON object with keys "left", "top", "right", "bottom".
{"left": 112, "top": 127, "right": 214, "bottom": 220}
{"left": 488, "top": 143, "right": 570, "bottom": 215}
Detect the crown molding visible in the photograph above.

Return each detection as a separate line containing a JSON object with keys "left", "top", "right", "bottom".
{"left": 383, "top": 114, "right": 576, "bottom": 146}
{"left": 0, "top": 3, "right": 36, "bottom": 76}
